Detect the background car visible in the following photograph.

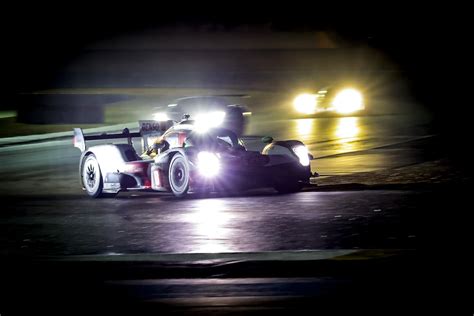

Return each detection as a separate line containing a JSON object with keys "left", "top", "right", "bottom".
{"left": 152, "top": 95, "right": 251, "bottom": 136}
{"left": 292, "top": 86, "right": 366, "bottom": 117}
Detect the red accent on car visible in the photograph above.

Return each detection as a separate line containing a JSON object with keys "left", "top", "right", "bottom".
{"left": 178, "top": 132, "right": 187, "bottom": 147}
{"left": 124, "top": 162, "right": 148, "bottom": 174}
{"left": 143, "top": 178, "right": 151, "bottom": 189}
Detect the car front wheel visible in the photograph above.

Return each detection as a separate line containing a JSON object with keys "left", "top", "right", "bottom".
{"left": 168, "top": 153, "right": 190, "bottom": 197}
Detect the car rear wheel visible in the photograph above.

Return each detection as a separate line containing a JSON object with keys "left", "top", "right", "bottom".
{"left": 82, "top": 154, "right": 106, "bottom": 198}
{"left": 168, "top": 153, "right": 190, "bottom": 197}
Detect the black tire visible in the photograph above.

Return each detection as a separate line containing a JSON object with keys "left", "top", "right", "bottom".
{"left": 274, "top": 180, "right": 303, "bottom": 194}
{"left": 168, "top": 153, "right": 190, "bottom": 197}
{"left": 82, "top": 154, "right": 107, "bottom": 198}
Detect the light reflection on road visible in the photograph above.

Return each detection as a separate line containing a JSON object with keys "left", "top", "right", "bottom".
{"left": 295, "top": 119, "right": 314, "bottom": 139}
{"left": 335, "top": 117, "right": 359, "bottom": 139}
{"left": 283, "top": 114, "right": 429, "bottom": 174}
{"left": 182, "top": 198, "right": 234, "bottom": 253}
{"left": 334, "top": 117, "right": 360, "bottom": 152}
{"left": 291, "top": 116, "right": 363, "bottom": 154}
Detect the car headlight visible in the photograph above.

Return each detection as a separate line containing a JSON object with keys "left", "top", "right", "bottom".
{"left": 153, "top": 112, "right": 169, "bottom": 121}
{"left": 293, "top": 93, "right": 317, "bottom": 114}
{"left": 331, "top": 89, "right": 364, "bottom": 114}
{"left": 195, "top": 111, "right": 226, "bottom": 132}
{"left": 292, "top": 145, "right": 310, "bottom": 166}
{"left": 197, "top": 151, "right": 220, "bottom": 177}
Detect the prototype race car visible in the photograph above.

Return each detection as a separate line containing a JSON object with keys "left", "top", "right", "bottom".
{"left": 293, "top": 86, "right": 365, "bottom": 116}
{"left": 73, "top": 116, "right": 314, "bottom": 198}
{"left": 151, "top": 95, "right": 251, "bottom": 136}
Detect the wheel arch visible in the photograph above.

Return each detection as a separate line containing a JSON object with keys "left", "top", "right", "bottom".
{"left": 153, "top": 147, "right": 188, "bottom": 189}
{"left": 156, "top": 147, "right": 187, "bottom": 166}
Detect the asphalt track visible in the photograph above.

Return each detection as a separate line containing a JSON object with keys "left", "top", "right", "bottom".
{"left": 0, "top": 113, "right": 434, "bottom": 256}
{"left": 1, "top": 101, "right": 464, "bottom": 316}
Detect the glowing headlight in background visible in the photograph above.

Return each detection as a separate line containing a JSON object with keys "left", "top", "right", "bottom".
{"left": 195, "top": 111, "right": 226, "bottom": 132}
{"left": 292, "top": 145, "right": 310, "bottom": 166}
{"left": 332, "top": 89, "right": 364, "bottom": 114}
{"left": 197, "top": 151, "right": 220, "bottom": 177}
{"left": 293, "top": 93, "right": 317, "bottom": 114}
{"left": 153, "top": 112, "right": 169, "bottom": 121}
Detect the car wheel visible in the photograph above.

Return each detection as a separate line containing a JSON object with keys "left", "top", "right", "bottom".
{"left": 168, "top": 153, "right": 190, "bottom": 197}
{"left": 274, "top": 180, "right": 303, "bottom": 194}
{"left": 82, "top": 154, "right": 106, "bottom": 198}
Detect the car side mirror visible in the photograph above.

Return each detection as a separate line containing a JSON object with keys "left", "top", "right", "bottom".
{"left": 261, "top": 136, "right": 273, "bottom": 144}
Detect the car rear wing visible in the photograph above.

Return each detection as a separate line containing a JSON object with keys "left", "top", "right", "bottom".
{"left": 73, "top": 120, "right": 174, "bottom": 153}
{"left": 73, "top": 128, "right": 141, "bottom": 153}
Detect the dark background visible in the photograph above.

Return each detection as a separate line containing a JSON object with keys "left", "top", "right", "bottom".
{"left": 0, "top": 4, "right": 451, "bottom": 104}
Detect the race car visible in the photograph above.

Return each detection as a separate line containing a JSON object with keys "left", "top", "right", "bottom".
{"left": 73, "top": 116, "right": 314, "bottom": 198}
{"left": 151, "top": 95, "right": 251, "bottom": 136}
{"left": 292, "top": 86, "right": 366, "bottom": 117}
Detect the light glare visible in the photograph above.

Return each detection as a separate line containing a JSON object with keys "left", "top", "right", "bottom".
{"left": 293, "top": 93, "right": 317, "bottom": 114}
{"left": 332, "top": 89, "right": 364, "bottom": 114}
{"left": 293, "top": 145, "right": 310, "bottom": 166}
{"left": 195, "top": 111, "right": 226, "bottom": 132}
{"left": 197, "top": 151, "right": 220, "bottom": 177}
{"left": 153, "top": 112, "right": 169, "bottom": 121}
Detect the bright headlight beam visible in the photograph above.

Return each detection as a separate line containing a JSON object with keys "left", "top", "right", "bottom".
{"left": 293, "top": 93, "right": 317, "bottom": 114}
{"left": 197, "top": 151, "right": 220, "bottom": 177}
{"left": 293, "top": 145, "right": 310, "bottom": 166}
{"left": 332, "top": 89, "right": 364, "bottom": 114}
{"left": 194, "top": 111, "right": 226, "bottom": 132}
{"left": 153, "top": 112, "right": 169, "bottom": 121}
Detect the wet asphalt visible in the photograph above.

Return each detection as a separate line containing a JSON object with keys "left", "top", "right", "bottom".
{"left": 0, "top": 114, "right": 435, "bottom": 256}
